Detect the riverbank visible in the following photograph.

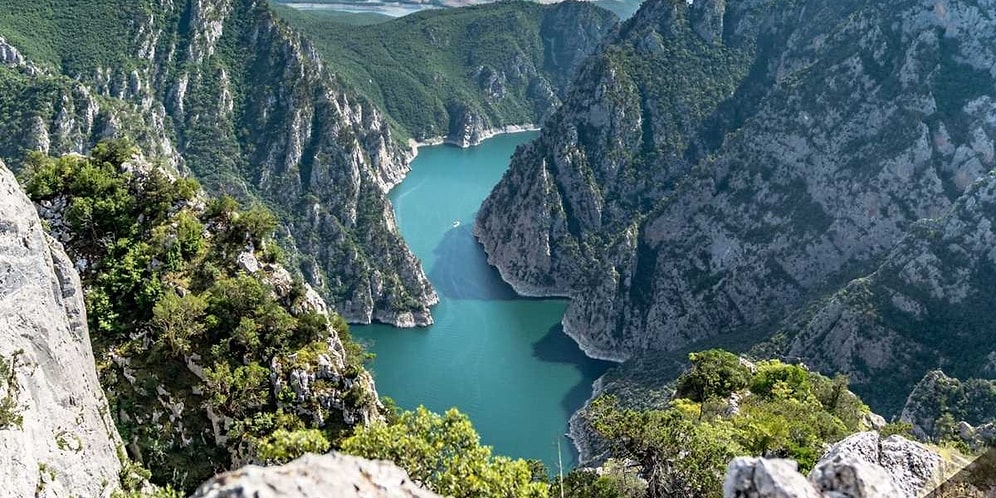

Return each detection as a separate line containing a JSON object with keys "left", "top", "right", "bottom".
{"left": 355, "top": 131, "right": 615, "bottom": 470}
{"left": 407, "top": 123, "right": 539, "bottom": 161}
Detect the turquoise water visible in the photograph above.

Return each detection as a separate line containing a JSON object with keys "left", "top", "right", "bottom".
{"left": 353, "top": 131, "right": 612, "bottom": 471}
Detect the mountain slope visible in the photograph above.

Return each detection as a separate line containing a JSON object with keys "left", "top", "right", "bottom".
{"left": 476, "top": 0, "right": 996, "bottom": 413}
{"left": 0, "top": 0, "right": 619, "bottom": 328}
{"left": 780, "top": 172, "right": 996, "bottom": 412}
{"left": 276, "top": 1, "right": 617, "bottom": 144}
{"left": 0, "top": 0, "right": 436, "bottom": 326}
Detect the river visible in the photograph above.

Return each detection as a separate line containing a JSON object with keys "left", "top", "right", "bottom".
{"left": 352, "top": 131, "right": 613, "bottom": 471}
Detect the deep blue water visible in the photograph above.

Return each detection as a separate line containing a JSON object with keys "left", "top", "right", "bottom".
{"left": 353, "top": 132, "right": 613, "bottom": 470}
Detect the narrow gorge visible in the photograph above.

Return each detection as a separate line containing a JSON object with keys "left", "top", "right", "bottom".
{"left": 1, "top": 0, "right": 995, "bottom": 495}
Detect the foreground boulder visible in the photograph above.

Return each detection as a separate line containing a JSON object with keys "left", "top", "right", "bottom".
{"left": 724, "top": 432, "right": 942, "bottom": 498}
{"left": 0, "top": 160, "right": 123, "bottom": 496}
{"left": 190, "top": 452, "right": 442, "bottom": 498}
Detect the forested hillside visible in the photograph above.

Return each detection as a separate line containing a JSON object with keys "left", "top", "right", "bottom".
{"left": 276, "top": 1, "right": 616, "bottom": 144}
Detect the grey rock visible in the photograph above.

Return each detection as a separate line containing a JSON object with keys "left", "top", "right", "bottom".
{"left": 0, "top": 160, "right": 123, "bottom": 496}
{"left": 959, "top": 421, "right": 976, "bottom": 441}
{"left": 0, "top": 36, "right": 25, "bottom": 65}
{"left": 190, "top": 452, "right": 442, "bottom": 498}
{"left": 724, "top": 432, "right": 942, "bottom": 498}
{"left": 809, "top": 453, "right": 903, "bottom": 498}
{"left": 814, "top": 432, "right": 941, "bottom": 497}
{"left": 724, "top": 458, "right": 820, "bottom": 498}
{"left": 978, "top": 423, "right": 996, "bottom": 444}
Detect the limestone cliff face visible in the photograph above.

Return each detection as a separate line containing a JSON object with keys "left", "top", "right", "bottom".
{"left": 0, "top": 0, "right": 436, "bottom": 327}
{"left": 782, "top": 172, "right": 996, "bottom": 412}
{"left": 0, "top": 160, "right": 122, "bottom": 496}
{"left": 439, "top": 1, "right": 617, "bottom": 147}
{"left": 477, "top": 0, "right": 996, "bottom": 365}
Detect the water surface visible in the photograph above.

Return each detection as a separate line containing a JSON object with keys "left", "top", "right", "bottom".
{"left": 353, "top": 132, "right": 612, "bottom": 471}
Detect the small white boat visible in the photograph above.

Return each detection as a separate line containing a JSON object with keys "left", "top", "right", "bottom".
{"left": 452, "top": 220, "right": 461, "bottom": 228}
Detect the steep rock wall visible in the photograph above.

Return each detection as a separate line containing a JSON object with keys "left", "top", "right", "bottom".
{"left": 0, "top": 159, "right": 123, "bottom": 497}
{"left": 477, "top": 0, "right": 996, "bottom": 371}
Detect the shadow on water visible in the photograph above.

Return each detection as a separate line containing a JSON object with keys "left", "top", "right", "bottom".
{"left": 532, "top": 324, "right": 616, "bottom": 417}
{"left": 429, "top": 222, "right": 521, "bottom": 300}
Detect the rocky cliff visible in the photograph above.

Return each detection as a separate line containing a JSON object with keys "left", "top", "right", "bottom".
{"left": 900, "top": 370, "right": 996, "bottom": 445}
{"left": 476, "top": 0, "right": 996, "bottom": 404}
{"left": 0, "top": 0, "right": 436, "bottom": 326}
{"left": 0, "top": 159, "right": 123, "bottom": 497}
{"left": 780, "top": 171, "right": 996, "bottom": 412}
{"left": 20, "top": 144, "right": 385, "bottom": 490}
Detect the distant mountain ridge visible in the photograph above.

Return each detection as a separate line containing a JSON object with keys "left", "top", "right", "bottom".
{"left": 275, "top": 1, "right": 617, "bottom": 146}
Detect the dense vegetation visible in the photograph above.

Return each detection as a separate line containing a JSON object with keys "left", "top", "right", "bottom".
{"left": 343, "top": 406, "right": 550, "bottom": 497}
{"left": 22, "top": 141, "right": 377, "bottom": 491}
{"left": 576, "top": 350, "right": 876, "bottom": 497}
{"left": 275, "top": 0, "right": 615, "bottom": 140}
{"left": 0, "top": 0, "right": 152, "bottom": 74}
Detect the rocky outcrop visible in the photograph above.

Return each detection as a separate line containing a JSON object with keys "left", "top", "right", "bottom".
{"left": 190, "top": 452, "right": 441, "bottom": 498}
{"left": 725, "top": 458, "right": 820, "bottom": 498}
{"left": 477, "top": 0, "right": 996, "bottom": 406}
{"left": 25, "top": 149, "right": 385, "bottom": 489}
{"left": 900, "top": 370, "right": 996, "bottom": 446}
{"left": 725, "top": 432, "right": 943, "bottom": 498}
{"left": 0, "top": 160, "right": 123, "bottom": 496}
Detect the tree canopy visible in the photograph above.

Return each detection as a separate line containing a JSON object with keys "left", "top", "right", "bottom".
{"left": 342, "top": 406, "right": 549, "bottom": 498}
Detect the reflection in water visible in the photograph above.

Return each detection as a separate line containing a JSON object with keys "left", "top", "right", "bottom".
{"left": 429, "top": 222, "right": 519, "bottom": 301}
{"left": 353, "top": 132, "right": 610, "bottom": 469}
{"left": 533, "top": 324, "right": 615, "bottom": 416}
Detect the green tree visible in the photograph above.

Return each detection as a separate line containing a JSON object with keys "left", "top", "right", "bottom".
{"left": 587, "top": 396, "right": 738, "bottom": 498}
{"left": 750, "top": 360, "right": 812, "bottom": 402}
{"left": 151, "top": 292, "right": 208, "bottom": 355}
{"left": 556, "top": 466, "right": 644, "bottom": 498}
{"left": 254, "top": 428, "right": 331, "bottom": 464}
{"left": 674, "top": 349, "right": 751, "bottom": 402}
{"left": 342, "top": 406, "right": 549, "bottom": 497}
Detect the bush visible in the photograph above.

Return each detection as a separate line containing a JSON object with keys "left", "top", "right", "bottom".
{"left": 343, "top": 406, "right": 549, "bottom": 498}
{"left": 590, "top": 351, "right": 878, "bottom": 495}
{"left": 750, "top": 360, "right": 812, "bottom": 401}
{"left": 675, "top": 349, "right": 752, "bottom": 402}
{"left": 254, "top": 428, "right": 331, "bottom": 464}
